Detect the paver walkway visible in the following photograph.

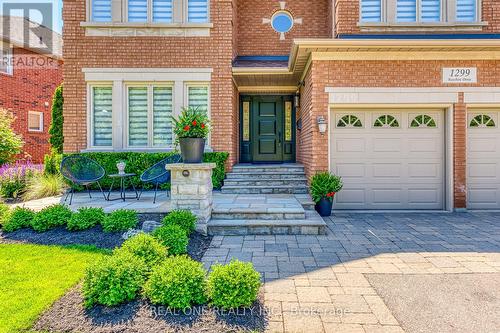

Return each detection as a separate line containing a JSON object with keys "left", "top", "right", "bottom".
{"left": 201, "top": 212, "right": 500, "bottom": 333}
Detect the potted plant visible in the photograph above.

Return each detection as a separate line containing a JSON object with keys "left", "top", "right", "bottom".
{"left": 173, "top": 107, "right": 210, "bottom": 163}
{"left": 310, "top": 172, "right": 343, "bottom": 217}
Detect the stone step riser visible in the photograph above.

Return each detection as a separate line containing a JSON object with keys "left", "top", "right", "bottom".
{"left": 221, "top": 187, "right": 308, "bottom": 195}
{"left": 224, "top": 180, "right": 308, "bottom": 187}
{"left": 226, "top": 173, "right": 307, "bottom": 180}
{"left": 212, "top": 212, "right": 306, "bottom": 220}
{"left": 208, "top": 225, "right": 326, "bottom": 236}
{"left": 232, "top": 167, "right": 304, "bottom": 172}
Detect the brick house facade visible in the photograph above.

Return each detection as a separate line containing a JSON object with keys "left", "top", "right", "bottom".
{"left": 1, "top": 17, "right": 63, "bottom": 163}
{"left": 64, "top": 0, "right": 500, "bottom": 211}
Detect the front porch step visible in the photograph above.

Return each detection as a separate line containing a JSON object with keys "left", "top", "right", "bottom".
{"left": 231, "top": 165, "right": 304, "bottom": 173}
{"left": 226, "top": 172, "right": 306, "bottom": 180}
{"left": 223, "top": 178, "right": 308, "bottom": 187}
{"left": 212, "top": 207, "right": 305, "bottom": 220}
{"left": 221, "top": 185, "right": 308, "bottom": 195}
{"left": 208, "top": 211, "right": 327, "bottom": 236}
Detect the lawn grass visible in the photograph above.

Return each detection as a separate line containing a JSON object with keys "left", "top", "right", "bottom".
{"left": 0, "top": 243, "right": 109, "bottom": 333}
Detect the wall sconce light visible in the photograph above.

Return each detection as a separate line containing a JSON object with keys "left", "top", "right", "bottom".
{"left": 317, "top": 116, "right": 327, "bottom": 135}
{"left": 294, "top": 93, "right": 300, "bottom": 108}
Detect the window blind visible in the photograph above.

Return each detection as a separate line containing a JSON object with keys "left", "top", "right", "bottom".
{"left": 421, "top": 0, "right": 440, "bottom": 22}
{"left": 92, "top": 0, "right": 112, "bottom": 22}
{"left": 397, "top": 0, "right": 417, "bottom": 22}
{"left": 188, "top": 86, "right": 209, "bottom": 114}
{"left": 153, "top": 0, "right": 173, "bottom": 22}
{"left": 128, "top": 0, "right": 148, "bottom": 22}
{"left": 456, "top": 0, "right": 476, "bottom": 22}
{"left": 188, "top": 0, "right": 208, "bottom": 23}
{"left": 153, "top": 87, "right": 173, "bottom": 146}
{"left": 128, "top": 87, "right": 149, "bottom": 147}
{"left": 360, "top": 0, "right": 382, "bottom": 22}
{"left": 93, "top": 87, "right": 113, "bottom": 147}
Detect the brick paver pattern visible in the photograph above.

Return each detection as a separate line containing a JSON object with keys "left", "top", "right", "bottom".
{"left": 201, "top": 212, "right": 500, "bottom": 333}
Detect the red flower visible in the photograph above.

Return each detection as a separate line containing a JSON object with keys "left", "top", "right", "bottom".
{"left": 192, "top": 120, "right": 197, "bottom": 126}
{"left": 183, "top": 125, "right": 190, "bottom": 131}
{"left": 201, "top": 123, "right": 205, "bottom": 129}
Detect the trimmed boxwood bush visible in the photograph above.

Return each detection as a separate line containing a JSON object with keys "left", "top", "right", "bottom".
{"left": 2, "top": 207, "right": 35, "bottom": 232}
{"left": 101, "top": 209, "right": 138, "bottom": 232}
{"left": 31, "top": 204, "right": 72, "bottom": 232}
{"left": 83, "top": 252, "right": 147, "bottom": 308}
{"left": 152, "top": 224, "right": 189, "bottom": 255}
{"left": 143, "top": 255, "right": 206, "bottom": 310}
{"left": 206, "top": 260, "right": 261, "bottom": 309}
{"left": 67, "top": 207, "right": 105, "bottom": 231}
{"left": 63, "top": 151, "right": 229, "bottom": 189}
{"left": 0, "top": 202, "right": 10, "bottom": 227}
{"left": 113, "top": 233, "right": 167, "bottom": 269}
{"left": 162, "top": 209, "right": 197, "bottom": 235}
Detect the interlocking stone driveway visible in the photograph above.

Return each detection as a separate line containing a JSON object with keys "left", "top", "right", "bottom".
{"left": 201, "top": 212, "right": 500, "bottom": 333}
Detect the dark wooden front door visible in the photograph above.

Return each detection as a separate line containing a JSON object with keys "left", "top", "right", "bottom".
{"left": 240, "top": 95, "right": 295, "bottom": 163}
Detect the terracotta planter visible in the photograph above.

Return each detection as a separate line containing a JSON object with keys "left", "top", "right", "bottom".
{"left": 315, "top": 197, "right": 333, "bottom": 217}
{"left": 179, "top": 137, "right": 205, "bottom": 163}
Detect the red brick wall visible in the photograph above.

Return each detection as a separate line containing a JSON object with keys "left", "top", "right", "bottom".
{"left": 335, "top": 0, "right": 500, "bottom": 36}
{"left": 297, "top": 59, "right": 500, "bottom": 208}
{"left": 236, "top": 0, "right": 331, "bottom": 55}
{"left": 0, "top": 47, "right": 62, "bottom": 163}
{"left": 63, "top": 0, "right": 238, "bottom": 167}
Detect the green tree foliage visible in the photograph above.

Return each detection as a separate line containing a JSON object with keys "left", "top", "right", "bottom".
{"left": 0, "top": 110, "right": 23, "bottom": 165}
{"left": 49, "top": 85, "right": 64, "bottom": 154}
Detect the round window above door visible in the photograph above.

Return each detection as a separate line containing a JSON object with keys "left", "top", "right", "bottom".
{"left": 271, "top": 11, "right": 294, "bottom": 33}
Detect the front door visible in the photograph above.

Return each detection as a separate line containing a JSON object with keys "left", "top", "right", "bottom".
{"left": 240, "top": 95, "right": 295, "bottom": 163}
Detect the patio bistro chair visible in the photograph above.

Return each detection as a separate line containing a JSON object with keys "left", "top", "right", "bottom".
{"left": 60, "top": 155, "right": 107, "bottom": 205}
{"left": 138, "top": 154, "right": 182, "bottom": 204}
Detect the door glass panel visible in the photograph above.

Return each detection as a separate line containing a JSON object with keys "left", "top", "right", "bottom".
{"left": 285, "top": 101, "right": 292, "bottom": 141}
{"left": 243, "top": 101, "right": 250, "bottom": 141}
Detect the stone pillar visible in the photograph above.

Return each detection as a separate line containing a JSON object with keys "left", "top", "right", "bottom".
{"left": 166, "top": 163, "right": 216, "bottom": 235}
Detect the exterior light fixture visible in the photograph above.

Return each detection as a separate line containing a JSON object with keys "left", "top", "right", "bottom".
{"left": 317, "top": 116, "right": 327, "bottom": 135}
{"left": 294, "top": 93, "right": 300, "bottom": 108}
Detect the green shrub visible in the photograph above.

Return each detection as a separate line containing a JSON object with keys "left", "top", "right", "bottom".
{"left": 83, "top": 252, "right": 147, "bottom": 308}
{"left": 22, "top": 173, "right": 65, "bottom": 201}
{"left": 0, "top": 162, "right": 41, "bottom": 199}
{"left": 113, "top": 233, "right": 167, "bottom": 269}
{"left": 101, "top": 209, "right": 138, "bottom": 232}
{"left": 2, "top": 207, "right": 35, "bottom": 232}
{"left": 152, "top": 224, "right": 188, "bottom": 255}
{"left": 43, "top": 151, "right": 63, "bottom": 175}
{"left": 206, "top": 260, "right": 261, "bottom": 309}
{"left": 67, "top": 207, "right": 105, "bottom": 231}
{"left": 31, "top": 204, "right": 72, "bottom": 232}
{"left": 0, "top": 110, "right": 23, "bottom": 165}
{"left": 0, "top": 202, "right": 9, "bottom": 227}
{"left": 63, "top": 152, "right": 229, "bottom": 190}
{"left": 49, "top": 85, "right": 64, "bottom": 154}
{"left": 310, "top": 172, "right": 344, "bottom": 204}
{"left": 143, "top": 255, "right": 206, "bottom": 310}
{"left": 162, "top": 209, "right": 197, "bottom": 235}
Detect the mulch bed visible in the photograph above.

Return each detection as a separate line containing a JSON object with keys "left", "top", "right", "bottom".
{"left": 34, "top": 286, "right": 267, "bottom": 333}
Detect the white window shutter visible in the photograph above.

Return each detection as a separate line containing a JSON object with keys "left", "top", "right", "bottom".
{"left": 92, "top": 0, "right": 112, "bottom": 22}
{"left": 397, "top": 0, "right": 417, "bottom": 22}
{"left": 456, "top": 0, "right": 477, "bottom": 22}
{"left": 360, "top": 0, "right": 382, "bottom": 22}
{"left": 128, "top": 0, "right": 148, "bottom": 22}
{"left": 93, "top": 87, "right": 113, "bottom": 147}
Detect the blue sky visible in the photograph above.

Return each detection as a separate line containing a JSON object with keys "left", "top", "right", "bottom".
{"left": 0, "top": 0, "right": 63, "bottom": 33}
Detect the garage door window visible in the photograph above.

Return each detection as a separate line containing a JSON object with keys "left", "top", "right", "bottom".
{"left": 337, "top": 115, "right": 363, "bottom": 128}
{"left": 374, "top": 114, "right": 399, "bottom": 128}
{"left": 469, "top": 114, "right": 496, "bottom": 128}
{"left": 410, "top": 114, "right": 437, "bottom": 128}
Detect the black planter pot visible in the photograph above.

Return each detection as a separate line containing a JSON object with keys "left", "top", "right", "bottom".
{"left": 179, "top": 137, "right": 206, "bottom": 163}
{"left": 315, "top": 197, "right": 333, "bottom": 217}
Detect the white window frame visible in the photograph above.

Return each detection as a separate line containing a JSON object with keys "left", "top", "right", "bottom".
{"left": 359, "top": 0, "right": 483, "bottom": 27}
{"left": 27, "top": 111, "right": 44, "bottom": 132}
{"left": 88, "top": 83, "right": 114, "bottom": 149}
{"left": 125, "top": 0, "right": 175, "bottom": 23}
{"left": 124, "top": 83, "right": 175, "bottom": 149}
{"left": 0, "top": 42, "right": 13, "bottom": 76}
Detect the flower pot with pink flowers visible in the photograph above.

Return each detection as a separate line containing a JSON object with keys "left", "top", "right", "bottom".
{"left": 173, "top": 107, "right": 210, "bottom": 163}
{"left": 310, "top": 172, "right": 343, "bottom": 217}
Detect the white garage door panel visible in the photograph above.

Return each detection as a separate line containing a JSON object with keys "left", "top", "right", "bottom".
{"left": 331, "top": 110, "right": 445, "bottom": 210}
{"left": 467, "top": 111, "right": 500, "bottom": 209}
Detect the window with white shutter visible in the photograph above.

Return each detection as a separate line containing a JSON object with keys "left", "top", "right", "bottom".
{"left": 153, "top": 0, "right": 173, "bottom": 23}
{"left": 188, "top": 0, "right": 208, "bottom": 23}
{"left": 397, "top": 0, "right": 417, "bottom": 22}
{"left": 456, "top": 0, "right": 477, "bottom": 22}
{"left": 187, "top": 86, "right": 209, "bottom": 114}
{"left": 91, "top": 0, "right": 112, "bottom": 22}
{"left": 360, "top": 0, "right": 382, "bottom": 22}
{"left": 421, "top": 0, "right": 440, "bottom": 22}
{"left": 128, "top": 0, "right": 148, "bottom": 22}
{"left": 92, "top": 86, "right": 113, "bottom": 147}
{"left": 128, "top": 87, "right": 149, "bottom": 147}
{"left": 153, "top": 87, "right": 173, "bottom": 146}
{"left": 0, "top": 42, "right": 13, "bottom": 75}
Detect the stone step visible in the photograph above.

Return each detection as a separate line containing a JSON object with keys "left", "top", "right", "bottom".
{"left": 221, "top": 185, "right": 308, "bottom": 195}
{"left": 294, "top": 194, "right": 316, "bottom": 211}
{"left": 208, "top": 211, "right": 326, "bottom": 236}
{"left": 226, "top": 172, "right": 307, "bottom": 180}
{"left": 223, "top": 178, "right": 308, "bottom": 187}
{"left": 232, "top": 165, "right": 304, "bottom": 173}
{"left": 212, "top": 207, "right": 305, "bottom": 220}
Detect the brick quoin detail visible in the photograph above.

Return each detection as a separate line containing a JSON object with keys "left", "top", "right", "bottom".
{"left": 0, "top": 48, "right": 62, "bottom": 163}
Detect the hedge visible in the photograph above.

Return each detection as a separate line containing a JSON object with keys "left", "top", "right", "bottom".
{"left": 63, "top": 152, "right": 229, "bottom": 190}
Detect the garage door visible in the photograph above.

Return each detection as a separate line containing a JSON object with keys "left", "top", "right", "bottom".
{"left": 331, "top": 110, "right": 445, "bottom": 210}
{"left": 467, "top": 111, "right": 500, "bottom": 209}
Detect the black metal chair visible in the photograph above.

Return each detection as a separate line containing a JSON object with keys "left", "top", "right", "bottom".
{"left": 60, "top": 155, "right": 107, "bottom": 205}
{"left": 139, "top": 154, "right": 182, "bottom": 204}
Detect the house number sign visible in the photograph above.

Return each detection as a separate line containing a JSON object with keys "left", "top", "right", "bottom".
{"left": 442, "top": 68, "right": 477, "bottom": 83}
